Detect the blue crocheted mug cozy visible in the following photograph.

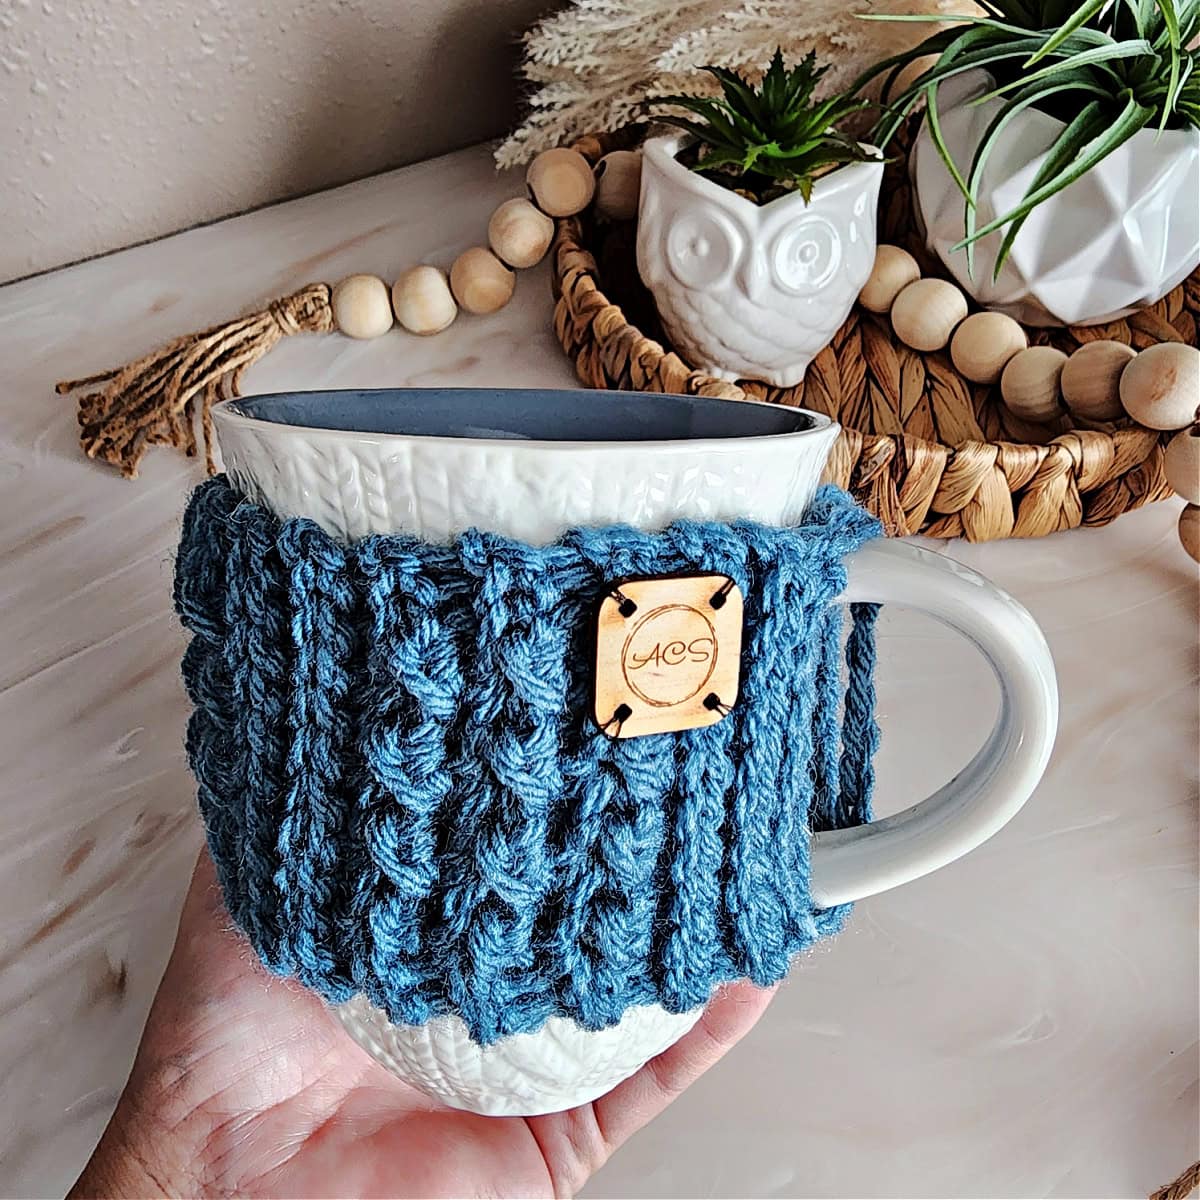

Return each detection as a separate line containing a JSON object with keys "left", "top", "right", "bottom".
{"left": 174, "top": 476, "right": 882, "bottom": 1045}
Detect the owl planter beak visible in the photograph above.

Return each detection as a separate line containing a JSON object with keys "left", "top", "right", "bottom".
{"left": 635, "top": 133, "right": 884, "bottom": 389}
{"left": 737, "top": 247, "right": 772, "bottom": 306}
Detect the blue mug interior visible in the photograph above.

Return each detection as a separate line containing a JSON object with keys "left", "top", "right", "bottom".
{"left": 223, "top": 388, "right": 820, "bottom": 442}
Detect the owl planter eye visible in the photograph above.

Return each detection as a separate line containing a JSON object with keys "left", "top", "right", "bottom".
{"left": 665, "top": 208, "right": 741, "bottom": 290}
{"left": 769, "top": 214, "right": 843, "bottom": 297}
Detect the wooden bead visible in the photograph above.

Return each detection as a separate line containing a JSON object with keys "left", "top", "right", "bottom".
{"left": 890, "top": 278, "right": 967, "bottom": 351}
{"left": 1060, "top": 340, "right": 1135, "bottom": 421}
{"left": 527, "top": 147, "right": 595, "bottom": 217}
{"left": 950, "top": 311, "right": 1028, "bottom": 384}
{"left": 391, "top": 265, "right": 457, "bottom": 336}
{"left": 487, "top": 198, "right": 554, "bottom": 269}
{"left": 1180, "top": 503, "right": 1200, "bottom": 563}
{"left": 1119, "top": 342, "right": 1200, "bottom": 431}
{"left": 593, "top": 150, "right": 642, "bottom": 220}
{"left": 858, "top": 244, "right": 920, "bottom": 314}
{"left": 331, "top": 274, "right": 393, "bottom": 339}
{"left": 1163, "top": 427, "right": 1200, "bottom": 506}
{"left": 1000, "top": 346, "right": 1067, "bottom": 424}
{"left": 449, "top": 247, "right": 515, "bottom": 315}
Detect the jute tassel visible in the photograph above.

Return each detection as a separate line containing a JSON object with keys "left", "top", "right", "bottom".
{"left": 56, "top": 282, "right": 333, "bottom": 479}
{"left": 1153, "top": 1161, "right": 1200, "bottom": 1200}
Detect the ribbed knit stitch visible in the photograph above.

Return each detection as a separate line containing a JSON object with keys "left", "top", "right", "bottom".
{"left": 175, "top": 476, "right": 882, "bottom": 1045}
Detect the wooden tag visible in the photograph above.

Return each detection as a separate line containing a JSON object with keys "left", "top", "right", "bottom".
{"left": 593, "top": 573, "right": 743, "bottom": 739}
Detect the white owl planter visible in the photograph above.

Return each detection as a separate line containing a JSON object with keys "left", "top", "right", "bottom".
{"left": 636, "top": 133, "right": 884, "bottom": 388}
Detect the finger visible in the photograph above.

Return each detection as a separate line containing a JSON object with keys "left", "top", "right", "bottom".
{"left": 526, "top": 984, "right": 775, "bottom": 1197}
{"left": 589, "top": 981, "right": 775, "bottom": 1153}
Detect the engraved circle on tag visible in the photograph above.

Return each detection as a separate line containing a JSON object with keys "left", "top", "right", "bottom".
{"left": 622, "top": 604, "right": 717, "bottom": 707}
{"left": 593, "top": 572, "right": 744, "bottom": 739}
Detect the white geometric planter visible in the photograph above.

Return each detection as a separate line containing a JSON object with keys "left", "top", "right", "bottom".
{"left": 637, "top": 133, "right": 883, "bottom": 387}
{"left": 912, "top": 70, "right": 1200, "bottom": 326}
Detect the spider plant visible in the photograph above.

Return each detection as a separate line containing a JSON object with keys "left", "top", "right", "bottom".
{"left": 853, "top": 0, "right": 1200, "bottom": 277}
{"left": 652, "top": 49, "right": 879, "bottom": 202}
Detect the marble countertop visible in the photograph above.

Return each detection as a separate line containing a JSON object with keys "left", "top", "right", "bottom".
{"left": 0, "top": 142, "right": 1195, "bottom": 1199}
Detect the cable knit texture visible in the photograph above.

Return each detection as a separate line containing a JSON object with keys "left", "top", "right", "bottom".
{"left": 175, "top": 476, "right": 882, "bottom": 1045}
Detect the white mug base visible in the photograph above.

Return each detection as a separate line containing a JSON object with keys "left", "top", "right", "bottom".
{"left": 337, "top": 995, "right": 702, "bottom": 1116}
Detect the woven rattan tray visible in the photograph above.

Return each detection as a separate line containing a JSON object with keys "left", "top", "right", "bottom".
{"left": 551, "top": 123, "right": 1197, "bottom": 541}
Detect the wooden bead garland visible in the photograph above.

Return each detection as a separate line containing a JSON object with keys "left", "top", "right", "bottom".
{"left": 57, "top": 131, "right": 1195, "bottom": 564}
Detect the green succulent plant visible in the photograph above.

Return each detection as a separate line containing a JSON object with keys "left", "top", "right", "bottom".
{"left": 854, "top": 0, "right": 1200, "bottom": 277}
{"left": 652, "top": 49, "right": 879, "bottom": 202}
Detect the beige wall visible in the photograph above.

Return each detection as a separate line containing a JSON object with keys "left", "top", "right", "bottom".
{"left": 1, "top": 0, "right": 555, "bottom": 283}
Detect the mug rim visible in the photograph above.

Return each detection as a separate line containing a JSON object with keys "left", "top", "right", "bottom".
{"left": 212, "top": 387, "right": 839, "bottom": 454}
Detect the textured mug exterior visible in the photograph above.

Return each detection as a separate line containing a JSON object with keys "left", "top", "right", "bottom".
{"left": 913, "top": 70, "right": 1200, "bottom": 326}
{"left": 636, "top": 133, "right": 883, "bottom": 388}
{"left": 210, "top": 392, "right": 838, "bottom": 1115}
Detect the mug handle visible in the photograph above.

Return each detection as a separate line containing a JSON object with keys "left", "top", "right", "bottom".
{"left": 809, "top": 539, "right": 1058, "bottom": 908}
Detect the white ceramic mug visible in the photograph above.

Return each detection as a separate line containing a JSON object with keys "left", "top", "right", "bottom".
{"left": 211, "top": 387, "right": 1057, "bottom": 1117}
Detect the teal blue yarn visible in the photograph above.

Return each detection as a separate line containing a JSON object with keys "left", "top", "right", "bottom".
{"left": 175, "top": 476, "right": 882, "bottom": 1045}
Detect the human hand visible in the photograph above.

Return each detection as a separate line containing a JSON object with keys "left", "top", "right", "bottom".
{"left": 71, "top": 850, "right": 773, "bottom": 1198}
